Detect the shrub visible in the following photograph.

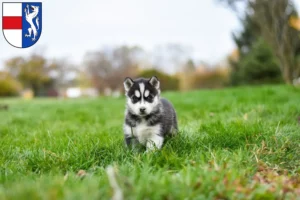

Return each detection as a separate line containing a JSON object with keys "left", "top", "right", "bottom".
{"left": 191, "top": 67, "right": 229, "bottom": 89}
{"left": 0, "top": 71, "right": 22, "bottom": 96}
{"left": 137, "top": 69, "right": 179, "bottom": 91}
{"left": 230, "top": 39, "right": 282, "bottom": 85}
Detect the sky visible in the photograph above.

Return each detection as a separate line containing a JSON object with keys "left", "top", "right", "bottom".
{"left": 1, "top": 0, "right": 300, "bottom": 69}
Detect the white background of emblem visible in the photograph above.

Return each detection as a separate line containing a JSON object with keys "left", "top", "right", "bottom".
{"left": 3, "top": 30, "right": 22, "bottom": 48}
{"left": 3, "top": 3, "right": 22, "bottom": 48}
{"left": 3, "top": 3, "right": 22, "bottom": 16}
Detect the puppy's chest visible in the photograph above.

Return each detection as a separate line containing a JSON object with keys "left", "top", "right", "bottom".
{"left": 132, "top": 120, "right": 161, "bottom": 143}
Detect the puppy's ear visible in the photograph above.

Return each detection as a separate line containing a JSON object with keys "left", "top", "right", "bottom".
{"left": 124, "top": 77, "right": 134, "bottom": 92}
{"left": 149, "top": 76, "right": 160, "bottom": 89}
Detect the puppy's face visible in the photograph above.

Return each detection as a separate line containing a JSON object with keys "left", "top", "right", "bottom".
{"left": 123, "top": 76, "right": 160, "bottom": 116}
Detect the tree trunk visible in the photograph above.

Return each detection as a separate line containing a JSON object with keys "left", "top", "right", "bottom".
{"left": 283, "top": 66, "right": 293, "bottom": 84}
{"left": 279, "top": 55, "right": 293, "bottom": 84}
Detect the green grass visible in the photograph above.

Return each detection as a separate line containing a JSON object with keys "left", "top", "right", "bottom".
{"left": 0, "top": 85, "right": 300, "bottom": 200}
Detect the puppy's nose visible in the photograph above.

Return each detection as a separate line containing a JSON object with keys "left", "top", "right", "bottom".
{"left": 140, "top": 107, "right": 146, "bottom": 113}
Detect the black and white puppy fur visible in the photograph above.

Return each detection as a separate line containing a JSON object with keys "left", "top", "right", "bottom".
{"left": 123, "top": 76, "right": 178, "bottom": 151}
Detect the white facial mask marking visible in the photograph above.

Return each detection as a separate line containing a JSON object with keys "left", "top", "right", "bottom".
{"left": 144, "top": 90, "right": 149, "bottom": 98}
{"left": 139, "top": 83, "right": 145, "bottom": 103}
{"left": 135, "top": 90, "right": 140, "bottom": 98}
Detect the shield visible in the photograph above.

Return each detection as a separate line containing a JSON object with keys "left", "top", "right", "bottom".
{"left": 2, "top": 2, "right": 42, "bottom": 48}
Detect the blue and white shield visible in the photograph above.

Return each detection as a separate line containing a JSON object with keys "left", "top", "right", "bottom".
{"left": 2, "top": 2, "right": 42, "bottom": 48}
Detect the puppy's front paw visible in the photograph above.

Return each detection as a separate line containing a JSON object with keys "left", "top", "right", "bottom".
{"left": 146, "top": 136, "right": 163, "bottom": 152}
{"left": 145, "top": 147, "right": 157, "bottom": 153}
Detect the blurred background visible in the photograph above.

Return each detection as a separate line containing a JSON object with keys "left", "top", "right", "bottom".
{"left": 0, "top": 0, "right": 300, "bottom": 98}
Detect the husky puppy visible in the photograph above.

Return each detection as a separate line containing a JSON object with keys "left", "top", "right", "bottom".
{"left": 123, "top": 76, "right": 178, "bottom": 151}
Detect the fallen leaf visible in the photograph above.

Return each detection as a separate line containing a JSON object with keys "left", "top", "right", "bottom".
{"left": 77, "top": 170, "right": 87, "bottom": 179}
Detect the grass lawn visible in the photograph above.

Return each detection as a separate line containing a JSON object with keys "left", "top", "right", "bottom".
{"left": 0, "top": 85, "right": 300, "bottom": 200}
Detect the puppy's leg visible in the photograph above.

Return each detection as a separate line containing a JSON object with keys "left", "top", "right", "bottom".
{"left": 146, "top": 135, "right": 164, "bottom": 152}
{"left": 125, "top": 136, "right": 139, "bottom": 148}
{"left": 124, "top": 124, "right": 138, "bottom": 148}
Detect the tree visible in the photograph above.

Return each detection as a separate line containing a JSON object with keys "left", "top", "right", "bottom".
{"left": 177, "top": 59, "right": 197, "bottom": 90}
{"left": 0, "top": 71, "right": 22, "bottom": 96}
{"left": 84, "top": 46, "right": 142, "bottom": 92}
{"left": 290, "top": 16, "right": 300, "bottom": 30}
{"left": 250, "top": 0, "right": 300, "bottom": 83}
{"left": 219, "top": 0, "right": 300, "bottom": 83}
{"left": 138, "top": 69, "right": 179, "bottom": 91}
{"left": 232, "top": 14, "right": 261, "bottom": 57}
{"left": 182, "top": 59, "right": 196, "bottom": 73}
{"left": 50, "top": 59, "right": 79, "bottom": 90}
{"left": 5, "top": 54, "right": 55, "bottom": 96}
{"left": 152, "top": 44, "right": 192, "bottom": 74}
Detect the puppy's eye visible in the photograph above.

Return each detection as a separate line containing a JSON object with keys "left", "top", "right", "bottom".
{"left": 131, "top": 96, "right": 139, "bottom": 102}
{"left": 146, "top": 95, "right": 154, "bottom": 101}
